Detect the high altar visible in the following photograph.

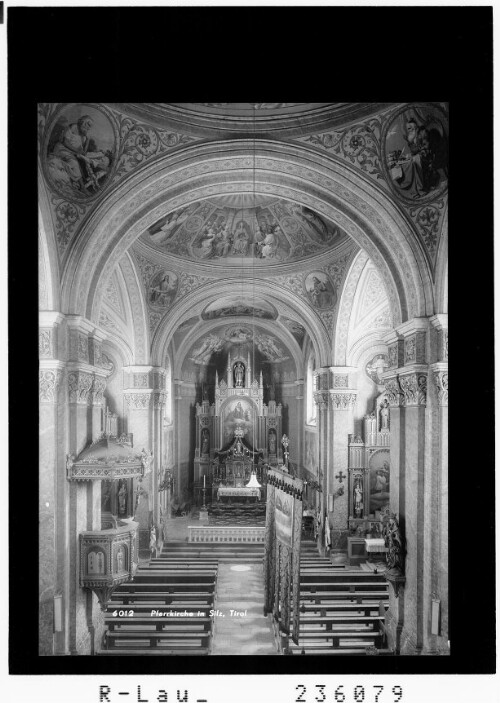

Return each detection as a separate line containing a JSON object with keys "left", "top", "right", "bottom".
{"left": 194, "top": 350, "right": 283, "bottom": 500}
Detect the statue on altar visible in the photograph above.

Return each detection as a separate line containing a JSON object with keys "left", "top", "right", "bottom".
{"left": 353, "top": 478, "right": 364, "bottom": 517}
{"left": 268, "top": 429, "right": 277, "bottom": 454}
{"left": 380, "top": 398, "right": 390, "bottom": 431}
{"left": 234, "top": 361, "right": 245, "bottom": 387}
{"left": 201, "top": 428, "right": 210, "bottom": 455}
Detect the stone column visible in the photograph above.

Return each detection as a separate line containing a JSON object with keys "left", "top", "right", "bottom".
{"left": 313, "top": 369, "right": 329, "bottom": 550}
{"left": 425, "top": 313, "right": 448, "bottom": 654}
{"left": 39, "top": 312, "right": 66, "bottom": 655}
{"left": 328, "top": 368, "right": 357, "bottom": 553}
{"left": 382, "top": 318, "right": 430, "bottom": 655}
{"left": 123, "top": 365, "right": 164, "bottom": 554}
{"left": 66, "top": 316, "right": 109, "bottom": 655}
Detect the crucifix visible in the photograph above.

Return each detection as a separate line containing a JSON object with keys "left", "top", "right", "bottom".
{"left": 335, "top": 471, "right": 346, "bottom": 483}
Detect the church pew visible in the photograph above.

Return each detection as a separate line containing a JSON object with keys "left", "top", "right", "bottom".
{"left": 297, "top": 630, "right": 383, "bottom": 648}
{"left": 105, "top": 615, "right": 212, "bottom": 632}
{"left": 300, "top": 580, "right": 388, "bottom": 591}
{"left": 293, "top": 603, "right": 388, "bottom": 616}
{"left": 298, "top": 614, "right": 385, "bottom": 630}
{"left": 111, "top": 591, "right": 215, "bottom": 605}
{"left": 146, "top": 562, "right": 218, "bottom": 570}
{"left": 300, "top": 572, "right": 386, "bottom": 582}
{"left": 105, "top": 630, "right": 211, "bottom": 650}
{"left": 98, "top": 647, "right": 209, "bottom": 656}
{"left": 117, "top": 583, "right": 216, "bottom": 594}
{"left": 287, "top": 646, "right": 394, "bottom": 656}
{"left": 106, "top": 603, "right": 213, "bottom": 615}
{"left": 300, "top": 591, "right": 389, "bottom": 604}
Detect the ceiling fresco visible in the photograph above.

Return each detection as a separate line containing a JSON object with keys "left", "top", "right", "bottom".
{"left": 202, "top": 295, "right": 277, "bottom": 321}
{"left": 142, "top": 196, "right": 347, "bottom": 266}
{"left": 186, "top": 324, "right": 292, "bottom": 366}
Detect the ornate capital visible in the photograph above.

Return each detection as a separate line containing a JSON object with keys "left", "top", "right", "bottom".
{"left": 330, "top": 391, "right": 357, "bottom": 410}
{"left": 384, "top": 376, "right": 404, "bottom": 407}
{"left": 68, "top": 370, "right": 94, "bottom": 404}
{"left": 399, "top": 371, "right": 427, "bottom": 406}
{"left": 313, "top": 391, "right": 329, "bottom": 411}
{"left": 124, "top": 391, "right": 153, "bottom": 410}
{"left": 39, "top": 368, "right": 62, "bottom": 403}
{"left": 153, "top": 391, "right": 167, "bottom": 409}
{"left": 433, "top": 370, "right": 448, "bottom": 406}
{"left": 39, "top": 329, "right": 53, "bottom": 358}
{"left": 92, "top": 376, "right": 107, "bottom": 406}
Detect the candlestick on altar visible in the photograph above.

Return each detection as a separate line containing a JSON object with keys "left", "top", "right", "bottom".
{"left": 203, "top": 474, "right": 206, "bottom": 488}
{"left": 282, "top": 434, "right": 290, "bottom": 470}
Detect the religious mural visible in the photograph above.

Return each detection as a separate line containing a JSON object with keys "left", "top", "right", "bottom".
{"left": 189, "top": 334, "right": 225, "bottom": 364}
{"left": 304, "top": 272, "right": 337, "bottom": 309}
{"left": 148, "top": 271, "right": 178, "bottom": 309}
{"left": 368, "top": 451, "right": 390, "bottom": 514}
{"left": 202, "top": 297, "right": 276, "bottom": 320}
{"left": 144, "top": 198, "right": 346, "bottom": 265}
{"left": 45, "top": 104, "right": 116, "bottom": 199}
{"left": 304, "top": 431, "right": 318, "bottom": 474}
{"left": 223, "top": 326, "right": 253, "bottom": 344}
{"left": 255, "top": 334, "right": 289, "bottom": 362}
{"left": 384, "top": 104, "right": 448, "bottom": 201}
{"left": 281, "top": 317, "right": 306, "bottom": 345}
{"left": 223, "top": 397, "right": 256, "bottom": 444}
{"left": 365, "top": 353, "right": 389, "bottom": 385}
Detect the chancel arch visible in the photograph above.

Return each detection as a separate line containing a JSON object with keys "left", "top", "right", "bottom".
{"left": 60, "top": 140, "right": 435, "bottom": 330}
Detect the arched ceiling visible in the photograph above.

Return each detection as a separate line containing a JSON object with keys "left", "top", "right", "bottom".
{"left": 140, "top": 194, "right": 349, "bottom": 267}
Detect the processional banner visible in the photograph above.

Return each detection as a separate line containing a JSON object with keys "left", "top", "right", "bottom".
{"left": 263, "top": 468, "right": 303, "bottom": 646}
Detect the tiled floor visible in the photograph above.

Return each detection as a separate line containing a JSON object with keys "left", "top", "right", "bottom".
{"left": 211, "top": 562, "right": 277, "bottom": 655}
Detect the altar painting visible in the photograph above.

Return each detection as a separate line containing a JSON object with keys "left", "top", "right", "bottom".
{"left": 222, "top": 397, "right": 256, "bottom": 444}
{"left": 368, "top": 450, "right": 390, "bottom": 514}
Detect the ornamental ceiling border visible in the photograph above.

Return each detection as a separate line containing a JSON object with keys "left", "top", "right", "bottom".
{"left": 60, "top": 141, "right": 433, "bottom": 325}
{"left": 151, "top": 278, "right": 330, "bottom": 370}
{"left": 295, "top": 102, "right": 448, "bottom": 270}
{"left": 116, "top": 253, "right": 149, "bottom": 364}
{"left": 38, "top": 102, "right": 201, "bottom": 260}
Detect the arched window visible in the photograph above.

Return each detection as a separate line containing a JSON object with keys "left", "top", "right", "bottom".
{"left": 306, "top": 354, "right": 317, "bottom": 426}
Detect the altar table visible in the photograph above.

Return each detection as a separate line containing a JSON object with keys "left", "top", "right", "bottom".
{"left": 217, "top": 486, "right": 261, "bottom": 501}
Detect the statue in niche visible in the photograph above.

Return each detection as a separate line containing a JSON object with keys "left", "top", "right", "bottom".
{"left": 353, "top": 478, "right": 364, "bottom": 518}
{"left": 234, "top": 362, "right": 245, "bottom": 387}
{"left": 380, "top": 398, "right": 390, "bottom": 431}
{"left": 116, "top": 546, "right": 125, "bottom": 572}
{"left": 101, "top": 481, "right": 112, "bottom": 512}
{"left": 382, "top": 513, "right": 405, "bottom": 573}
{"left": 268, "top": 430, "right": 277, "bottom": 454}
{"left": 118, "top": 481, "right": 127, "bottom": 516}
{"left": 201, "top": 428, "right": 210, "bottom": 455}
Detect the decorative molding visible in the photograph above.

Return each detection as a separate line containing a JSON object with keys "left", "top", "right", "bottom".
{"left": 39, "top": 329, "right": 53, "bottom": 358}
{"left": 332, "top": 374, "right": 349, "bottom": 388}
{"left": 384, "top": 376, "right": 404, "bottom": 407}
{"left": 39, "top": 368, "right": 63, "bottom": 403}
{"left": 68, "top": 370, "right": 94, "bottom": 404}
{"left": 313, "top": 391, "right": 329, "bottom": 411}
{"left": 330, "top": 391, "right": 357, "bottom": 410}
{"left": 153, "top": 391, "right": 167, "bottom": 409}
{"left": 92, "top": 376, "right": 107, "bottom": 406}
{"left": 433, "top": 370, "right": 448, "bottom": 406}
{"left": 124, "top": 392, "right": 153, "bottom": 410}
{"left": 407, "top": 198, "right": 447, "bottom": 259}
{"left": 404, "top": 335, "right": 416, "bottom": 364}
{"left": 398, "top": 371, "right": 427, "bottom": 407}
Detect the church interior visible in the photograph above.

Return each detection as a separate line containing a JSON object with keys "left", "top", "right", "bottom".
{"left": 38, "top": 102, "right": 449, "bottom": 658}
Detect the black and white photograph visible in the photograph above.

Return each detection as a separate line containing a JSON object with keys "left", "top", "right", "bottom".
{"left": 5, "top": 3, "right": 496, "bottom": 702}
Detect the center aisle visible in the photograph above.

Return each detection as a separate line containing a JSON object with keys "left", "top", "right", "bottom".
{"left": 211, "top": 562, "right": 277, "bottom": 655}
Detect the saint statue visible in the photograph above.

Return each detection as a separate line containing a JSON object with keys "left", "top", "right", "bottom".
{"left": 354, "top": 479, "right": 364, "bottom": 518}
{"left": 268, "top": 431, "right": 276, "bottom": 454}
{"left": 380, "top": 398, "right": 390, "bottom": 431}
{"left": 118, "top": 482, "right": 127, "bottom": 515}
{"left": 201, "top": 429, "right": 209, "bottom": 455}
{"left": 234, "top": 362, "right": 245, "bottom": 387}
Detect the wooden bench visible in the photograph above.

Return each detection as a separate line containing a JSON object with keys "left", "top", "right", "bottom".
{"left": 120, "top": 582, "right": 216, "bottom": 593}
{"left": 112, "top": 590, "right": 215, "bottom": 605}
{"left": 106, "top": 603, "right": 213, "bottom": 615}
{"left": 299, "top": 614, "right": 385, "bottom": 630}
{"left": 294, "top": 603, "right": 388, "bottom": 616}
{"left": 105, "top": 615, "right": 212, "bottom": 632}
{"left": 287, "top": 645, "right": 394, "bottom": 656}
{"left": 105, "top": 630, "right": 211, "bottom": 649}
{"left": 300, "top": 590, "right": 389, "bottom": 603}
{"left": 297, "top": 630, "right": 383, "bottom": 647}
{"left": 98, "top": 647, "right": 209, "bottom": 656}
{"left": 134, "top": 570, "right": 217, "bottom": 580}
{"left": 300, "top": 581, "right": 388, "bottom": 591}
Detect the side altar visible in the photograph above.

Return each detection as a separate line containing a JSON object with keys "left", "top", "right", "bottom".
{"left": 194, "top": 350, "right": 283, "bottom": 501}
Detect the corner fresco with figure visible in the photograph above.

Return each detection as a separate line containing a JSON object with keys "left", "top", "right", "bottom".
{"left": 45, "top": 104, "right": 116, "bottom": 199}
{"left": 385, "top": 104, "right": 448, "bottom": 201}
{"left": 144, "top": 197, "right": 347, "bottom": 265}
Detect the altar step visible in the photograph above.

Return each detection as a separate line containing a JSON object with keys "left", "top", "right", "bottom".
{"left": 160, "top": 541, "right": 265, "bottom": 563}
